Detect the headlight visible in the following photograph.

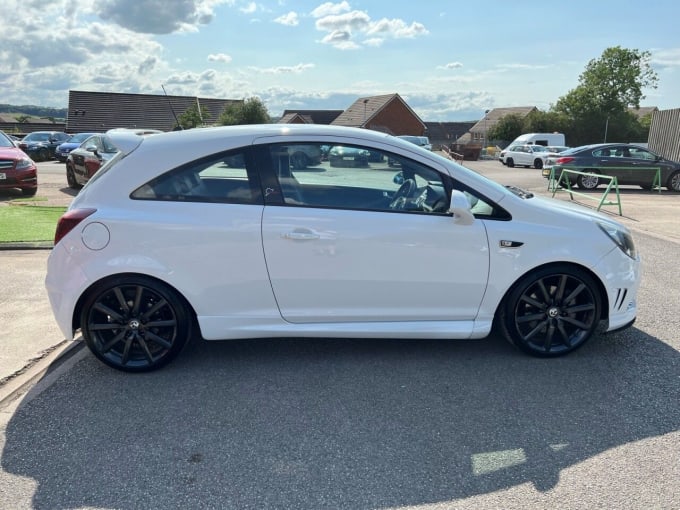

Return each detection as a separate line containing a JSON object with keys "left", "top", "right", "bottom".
{"left": 597, "top": 222, "right": 637, "bottom": 259}
{"left": 15, "top": 157, "right": 35, "bottom": 170}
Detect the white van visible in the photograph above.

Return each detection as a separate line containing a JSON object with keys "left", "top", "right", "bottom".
{"left": 511, "top": 132, "right": 565, "bottom": 147}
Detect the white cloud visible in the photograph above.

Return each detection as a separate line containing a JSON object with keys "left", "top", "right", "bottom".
{"left": 274, "top": 11, "right": 299, "bottom": 26}
{"left": 315, "top": 9, "right": 427, "bottom": 49}
{"left": 208, "top": 53, "right": 233, "bottom": 63}
{"left": 240, "top": 2, "right": 257, "bottom": 14}
{"left": 310, "top": 1, "right": 351, "bottom": 18}
{"left": 248, "top": 63, "right": 315, "bottom": 74}
{"left": 94, "top": 0, "right": 229, "bottom": 34}
{"left": 438, "top": 62, "right": 464, "bottom": 70}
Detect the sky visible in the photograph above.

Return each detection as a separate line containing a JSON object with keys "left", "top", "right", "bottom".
{"left": 2, "top": 0, "right": 680, "bottom": 121}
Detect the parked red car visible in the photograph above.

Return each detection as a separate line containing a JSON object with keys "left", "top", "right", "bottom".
{"left": 0, "top": 130, "right": 38, "bottom": 196}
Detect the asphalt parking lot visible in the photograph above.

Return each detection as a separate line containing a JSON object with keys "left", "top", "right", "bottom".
{"left": 0, "top": 158, "right": 678, "bottom": 508}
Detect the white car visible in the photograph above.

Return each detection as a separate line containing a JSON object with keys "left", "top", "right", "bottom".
{"left": 46, "top": 125, "right": 640, "bottom": 372}
{"left": 499, "top": 144, "right": 554, "bottom": 169}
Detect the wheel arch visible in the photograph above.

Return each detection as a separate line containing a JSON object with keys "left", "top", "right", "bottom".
{"left": 71, "top": 272, "right": 199, "bottom": 335}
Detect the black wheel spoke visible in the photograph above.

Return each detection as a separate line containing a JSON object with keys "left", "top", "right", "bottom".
{"left": 140, "top": 298, "right": 168, "bottom": 321}
{"left": 132, "top": 286, "right": 143, "bottom": 316}
{"left": 516, "top": 312, "right": 545, "bottom": 323}
{"left": 144, "top": 331, "right": 173, "bottom": 350}
{"left": 101, "top": 331, "right": 127, "bottom": 353}
{"left": 145, "top": 319, "right": 177, "bottom": 328}
{"left": 113, "top": 287, "right": 130, "bottom": 313}
{"left": 93, "top": 302, "right": 125, "bottom": 323}
{"left": 136, "top": 337, "right": 156, "bottom": 363}
{"left": 519, "top": 294, "right": 546, "bottom": 310}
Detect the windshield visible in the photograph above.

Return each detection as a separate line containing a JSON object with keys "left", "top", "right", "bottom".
{"left": 0, "top": 132, "right": 14, "bottom": 148}
{"left": 24, "top": 132, "right": 51, "bottom": 142}
{"left": 69, "top": 133, "right": 95, "bottom": 143}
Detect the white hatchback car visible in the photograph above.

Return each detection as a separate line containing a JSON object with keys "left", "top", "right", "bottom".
{"left": 46, "top": 125, "right": 640, "bottom": 371}
{"left": 499, "top": 144, "right": 553, "bottom": 169}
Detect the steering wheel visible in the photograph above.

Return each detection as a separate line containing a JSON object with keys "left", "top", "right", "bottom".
{"left": 389, "top": 178, "right": 417, "bottom": 209}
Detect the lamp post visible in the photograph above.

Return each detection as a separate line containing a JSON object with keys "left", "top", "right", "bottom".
{"left": 363, "top": 99, "right": 368, "bottom": 126}
{"left": 483, "top": 109, "right": 490, "bottom": 148}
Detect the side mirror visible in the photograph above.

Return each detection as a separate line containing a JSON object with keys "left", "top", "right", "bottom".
{"left": 448, "top": 190, "right": 475, "bottom": 225}
{"left": 393, "top": 172, "right": 404, "bottom": 185}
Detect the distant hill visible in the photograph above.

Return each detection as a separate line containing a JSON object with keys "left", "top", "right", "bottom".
{"left": 0, "top": 104, "right": 67, "bottom": 121}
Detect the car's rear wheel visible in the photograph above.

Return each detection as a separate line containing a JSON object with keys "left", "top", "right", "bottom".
{"left": 576, "top": 171, "right": 600, "bottom": 190}
{"left": 38, "top": 148, "right": 49, "bottom": 161}
{"left": 666, "top": 171, "right": 680, "bottom": 192}
{"left": 66, "top": 164, "right": 81, "bottom": 189}
{"left": 21, "top": 187, "right": 37, "bottom": 197}
{"left": 499, "top": 265, "right": 601, "bottom": 357}
{"left": 534, "top": 159, "right": 543, "bottom": 169}
{"left": 506, "top": 158, "right": 514, "bottom": 168}
{"left": 80, "top": 275, "right": 192, "bottom": 372}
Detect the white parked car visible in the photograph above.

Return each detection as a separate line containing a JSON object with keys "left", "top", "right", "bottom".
{"left": 46, "top": 125, "right": 640, "bottom": 371}
{"left": 499, "top": 144, "right": 555, "bottom": 169}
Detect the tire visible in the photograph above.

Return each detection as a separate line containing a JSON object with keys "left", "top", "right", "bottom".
{"left": 534, "top": 159, "right": 543, "bottom": 169}
{"left": 80, "top": 275, "right": 192, "bottom": 372}
{"left": 38, "top": 148, "right": 49, "bottom": 162}
{"left": 576, "top": 171, "right": 600, "bottom": 190}
{"left": 66, "top": 164, "right": 81, "bottom": 189}
{"left": 506, "top": 158, "right": 514, "bottom": 168}
{"left": 499, "top": 265, "right": 601, "bottom": 357}
{"left": 290, "top": 151, "right": 308, "bottom": 170}
{"left": 21, "top": 187, "right": 37, "bottom": 197}
{"left": 666, "top": 170, "right": 680, "bottom": 192}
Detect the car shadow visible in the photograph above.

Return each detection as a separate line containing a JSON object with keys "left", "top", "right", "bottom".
{"left": 2, "top": 325, "right": 678, "bottom": 508}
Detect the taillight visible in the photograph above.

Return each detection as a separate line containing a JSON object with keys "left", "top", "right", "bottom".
{"left": 54, "top": 208, "right": 97, "bottom": 246}
{"left": 556, "top": 156, "right": 575, "bottom": 165}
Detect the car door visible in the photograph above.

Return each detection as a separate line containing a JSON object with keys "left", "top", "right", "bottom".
{"left": 259, "top": 142, "right": 490, "bottom": 324}
{"left": 597, "top": 145, "right": 634, "bottom": 184}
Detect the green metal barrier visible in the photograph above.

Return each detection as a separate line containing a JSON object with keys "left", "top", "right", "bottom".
{"left": 546, "top": 165, "right": 662, "bottom": 193}
{"left": 549, "top": 168, "right": 623, "bottom": 215}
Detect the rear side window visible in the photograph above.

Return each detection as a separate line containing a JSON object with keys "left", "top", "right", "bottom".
{"left": 131, "top": 148, "right": 263, "bottom": 204}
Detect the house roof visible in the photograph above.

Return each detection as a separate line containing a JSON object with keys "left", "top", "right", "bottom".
{"left": 468, "top": 106, "right": 538, "bottom": 133}
{"left": 278, "top": 109, "right": 344, "bottom": 125}
{"left": 628, "top": 106, "right": 658, "bottom": 119}
{"left": 331, "top": 93, "right": 425, "bottom": 130}
{"left": 66, "top": 90, "right": 241, "bottom": 132}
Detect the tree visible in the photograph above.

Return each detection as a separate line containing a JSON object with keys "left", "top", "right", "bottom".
{"left": 218, "top": 97, "right": 270, "bottom": 125}
{"left": 553, "top": 46, "right": 658, "bottom": 145}
{"left": 176, "top": 102, "right": 211, "bottom": 129}
{"left": 487, "top": 113, "right": 524, "bottom": 143}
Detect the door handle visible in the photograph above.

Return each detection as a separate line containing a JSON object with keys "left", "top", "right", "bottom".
{"left": 283, "top": 229, "right": 320, "bottom": 241}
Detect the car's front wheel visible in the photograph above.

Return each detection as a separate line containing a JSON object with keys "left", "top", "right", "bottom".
{"left": 533, "top": 159, "right": 543, "bottom": 169}
{"left": 666, "top": 170, "right": 680, "bottom": 192}
{"left": 499, "top": 265, "right": 601, "bottom": 357}
{"left": 506, "top": 158, "right": 514, "bottom": 168}
{"left": 576, "top": 171, "right": 600, "bottom": 190}
{"left": 80, "top": 275, "right": 192, "bottom": 372}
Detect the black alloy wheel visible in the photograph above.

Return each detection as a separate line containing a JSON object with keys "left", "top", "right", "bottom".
{"left": 500, "top": 265, "right": 601, "bottom": 357}
{"left": 534, "top": 159, "right": 543, "bottom": 169}
{"left": 80, "top": 276, "right": 192, "bottom": 372}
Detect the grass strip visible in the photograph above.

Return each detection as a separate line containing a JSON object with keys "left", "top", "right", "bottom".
{"left": 0, "top": 205, "right": 66, "bottom": 242}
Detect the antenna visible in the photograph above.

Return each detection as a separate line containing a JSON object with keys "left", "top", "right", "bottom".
{"left": 161, "top": 84, "right": 182, "bottom": 130}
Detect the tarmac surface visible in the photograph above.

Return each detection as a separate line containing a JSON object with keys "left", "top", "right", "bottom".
{"left": 0, "top": 157, "right": 678, "bottom": 406}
